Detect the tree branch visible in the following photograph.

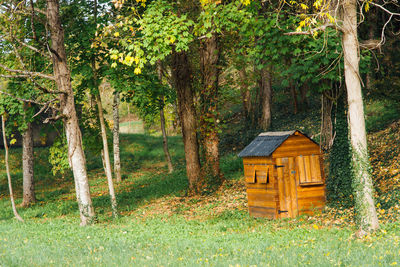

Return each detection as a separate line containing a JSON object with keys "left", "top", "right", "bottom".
{"left": 43, "top": 114, "right": 66, "bottom": 123}
{"left": 284, "top": 23, "right": 340, "bottom": 36}
{"left": 0, "top": 74, "right": 31, "bottom": 79}
{"left": 15, "top": 39, "right": 50, "bottom": 58}
{"left": 32, "top": 98, "right": 58, "bottom": 118}
{"left": 0, "top": 90, "right": 45, "bottom": 105}
{"left": 0, "top": 63, "right": 55, "bottom": 80}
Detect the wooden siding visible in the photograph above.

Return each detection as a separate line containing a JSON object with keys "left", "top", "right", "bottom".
{"left": 244, "top": 157, "right": 278, "bottom": 219}
{"left": 272, "top": 133, "right": 320, "bottom": 158}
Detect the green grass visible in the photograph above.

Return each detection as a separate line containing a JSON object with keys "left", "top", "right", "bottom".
{"left": 365, "top": 98, "right": 400, "bottom": 132}
{"left": 1, "top": 128, "right": 400, "bottom": 266}
{"left": 1, "top": 215, "right": 400, "bottom": 266}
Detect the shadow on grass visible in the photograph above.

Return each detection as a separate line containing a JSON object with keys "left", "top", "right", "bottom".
{"left": 92, "top": 168, "right": 188, "bottom": 217}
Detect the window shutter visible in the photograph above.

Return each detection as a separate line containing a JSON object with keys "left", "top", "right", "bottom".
{"left": 297, "top": 155, "right": 323, "bottom": 185}
{"left": 255, "top": 166, "right": 269, "bottom": 184}
{"left": 244, "top": 165, "right": 256, "bottom": 183}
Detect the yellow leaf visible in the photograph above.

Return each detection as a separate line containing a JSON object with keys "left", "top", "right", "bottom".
{"left": 10, "top": 139, "right": 17, "bottom": 145}
{"left": 134, "top": 67, "right": 141, "bottom": 74}
{"left": 300, "top": 3, "right": 308, "bottom": 9}
{"left": 114, "top": 32, "right": 120, "bottom": 37}
{"left": 111, "top": 62, "right": 117, "bottom": 68}
{"left": 365, "top": 2, "right": 370, "bottom": 12}
{"left": 313, "top": 224, "right": 319, "bottom": 230}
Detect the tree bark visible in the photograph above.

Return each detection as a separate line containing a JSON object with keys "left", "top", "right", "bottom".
{"left": 238, "top": 67, "right": 251, "bottom": 118}
{"left": 299, "top": 84, "right": 309, "bottom": 111}
{"left": 342, "top": 0, "right": 379, "bottom": 234}
{"left": 96, "top": 93, "right": 118, "bottom": 218}
{"left": 171, "top": 51, "right": 201, "bottom": 193}
{"left": 321, "top": 92, "right": 334, "bottom": 150}
{"left": 21, "top": 120, "right": 36, "bottom": 207}
{"left": 290, "top": 81, "right": 298, "bottom": 114}
{"left": 2, "top": 115, "right": 24, "bottom": 222}
{"left": 113, "top": 91, "right": 122, "bottom": 183}
{"left": 199, "top": 33, "right": 223, "bottom": 187}
{"left": 47, "top": 0, "right": 95, "bottom": 225}
{"left": 259, "top": 66, "right": 272, "bottom": 130}
{"left": 160, "top": 103, "right": 174, "bottom": 173}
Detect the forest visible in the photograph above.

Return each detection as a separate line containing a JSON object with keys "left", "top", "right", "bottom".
{"left": 1, "top": 0, "right": 400, "bottom": 265}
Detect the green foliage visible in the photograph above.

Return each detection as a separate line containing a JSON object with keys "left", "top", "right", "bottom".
{"left": 327, "top": 97, "right": 353, "bottom": 208}
{"left": 48, "top": 137, "right": 70, "bottom": 176}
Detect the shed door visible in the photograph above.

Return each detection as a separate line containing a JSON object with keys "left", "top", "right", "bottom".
{"left": 276, "top": 157, "right": 298, "bottom": 218}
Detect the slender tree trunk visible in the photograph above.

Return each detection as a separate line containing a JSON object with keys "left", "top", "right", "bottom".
{"left": 259, "top": 66, "right": 272, "bottom": 130}
{"left": 171, "top": 51, "right": 201, "bottom": 193}
{"left": 290, "top": 81, "right": 298, "bottom": 114}
{"left": 172, "top": 99, "right": 180, "bottom": 131}
{"left": 321, "top": 91, "right": 334, "bottom": 150}
{"left": 299, "top": 84, "right": 309, "bottom": 110}
{"left": 199, "top": 33, "right": 222, "bottom": 186}
{"left": 2, "top": 115, "right": 24, "bottom": 222}
{"left": 96, "top": 93, "right": 118, "bottom": 218}
{"left": 160, "top": 102, "right": 174, "bottom": 173}
{"left": 21, "top": 120, "right": 36, "bottom": 207}
{"left": 238, "top": 67, "right": 251, "bottom": 118}
{"left": 342, "top": 0, "right": 379, "bottom": 235}
{"left": 113, "top": 92, "right": 122, "bottom": 183}
{"left": 365, "top": 8, "right": 376, "bottom": 90}
{"left": 157, "top": 61, "right": 174, "bottom": 173}
{"left": 47, "top": 0, "right": 95, "bottom": 225}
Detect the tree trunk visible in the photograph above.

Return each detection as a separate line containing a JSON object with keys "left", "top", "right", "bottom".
{"left": 200, "top": 33, "right": 223, "bottom": 186}
{"left": 299, "top": 84, "right": 309, "bottom": 111}
{"left": 21, "top": 120, "right": 36, "bottom": 207}
{"left": 342, "top": 0, "right": 379, "bottom": 234}
{"left": 290, "top": 81, "right": 298, "bottom": 114}
{"left": 238, "top": 67, "right": 251, "bottom": 118}
{"left": 47, "top": 0, "right": 95, "bottom": 225}
{"left": 113, "top": 91, "right": 122, "bottom": 183}
{"left": 171, "top": 51, "right": 201, "bottom": 193}
{"left": 2, "top": 116, "right": 24, "bottom": 222}
{"left": 160, "top": 103, "right": 174, "bottom": 173}
{"left": 365, "top": 8, "right": 376, "bottom": 91}
{"left": 259, "top": 66, "right": 272, "bottom": 130}
{"left": 157, "top": 61, "right": 174, "bottom": 173}
{"left": 96, "top": 93, "right": 118, "bottom": 218}
{"left": 321, "top": 86, "right": 335, "bottom": 150}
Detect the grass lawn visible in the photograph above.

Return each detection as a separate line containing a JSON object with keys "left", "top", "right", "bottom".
{"left": 1, "top": 121, "right": 400, "bottom": 266}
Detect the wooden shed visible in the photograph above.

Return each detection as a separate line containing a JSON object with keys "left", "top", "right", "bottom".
{"left": 238, "top": 130, "right": 326, "bottom": 219}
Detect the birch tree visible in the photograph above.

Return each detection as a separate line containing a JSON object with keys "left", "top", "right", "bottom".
{"left": 281, "top": 0, "right": 400, "bottom": 234}
{"left": 0, "top": 0, "right": 95, "bottom": 225}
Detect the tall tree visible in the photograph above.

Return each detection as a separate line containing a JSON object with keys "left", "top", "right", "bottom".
{"left": 21, "top": 111, "right": 36, "bottom": 207}
{"left": 341, "top": 0, "right": 379, "bottom": 234}
{"left": 112, "top": 91, "right": 122, "bottom": 182}
{"left": 199, "top": 31, "right": 222, "bottom": 181}
{"left": 0, "top": 0, "right": 95, "bottom": 225}
{"left": 1, "top": 115, "right": 24, "bottom": 222}
{"left": 172, "top": 51, "right": 202, "bottom": 191}
{"left": 157, "top": 61, "right": 174, "bottom": 173}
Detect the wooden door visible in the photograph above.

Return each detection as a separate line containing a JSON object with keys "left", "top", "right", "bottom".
{"left": 277, "top": 157, "right": 298, "bottom": 218}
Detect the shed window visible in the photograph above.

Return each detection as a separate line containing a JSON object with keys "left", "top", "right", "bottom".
{"left": 244, "top": 165, "right": 272, "bottom": 184}
{"left": 296, "top": 155, "right": 323, "bottom": 185}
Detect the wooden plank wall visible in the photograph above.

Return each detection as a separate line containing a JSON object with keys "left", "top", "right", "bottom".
{"left": 272, "top": 133, "right": 320, "bottom": 158}
{"left": 243, "top": 157, "right": 279, "bottom": 219}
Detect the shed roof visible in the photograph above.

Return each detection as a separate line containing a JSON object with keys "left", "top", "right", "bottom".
{"left": 238, "top": 130, "right": 315, "bottom": 157}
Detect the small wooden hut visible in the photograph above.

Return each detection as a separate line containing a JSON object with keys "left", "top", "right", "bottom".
{"left": 238, "top": 130, "right": 326, "bottom": 219}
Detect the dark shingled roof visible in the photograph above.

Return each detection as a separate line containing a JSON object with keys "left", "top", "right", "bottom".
{"left": 238, "top": 130, "right": 296, "bottom": 157}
